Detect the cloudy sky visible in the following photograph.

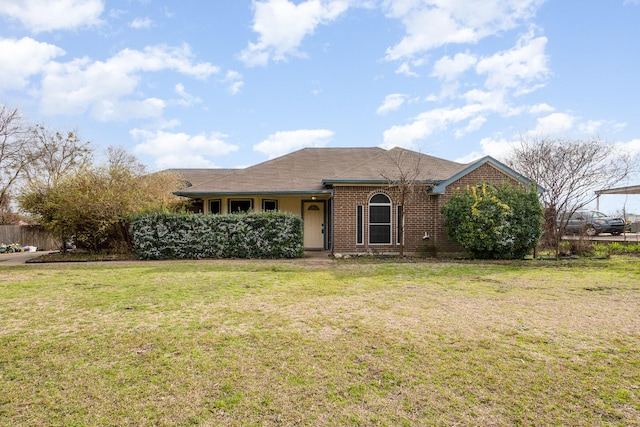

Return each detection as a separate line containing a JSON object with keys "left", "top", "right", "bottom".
{"left": 2, "top": 0, "right": 640, "bottom": 200}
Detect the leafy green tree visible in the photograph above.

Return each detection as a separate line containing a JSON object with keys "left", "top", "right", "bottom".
{"left": 442, "top": 183, "right": 543, "bottom": 259}
{"left": 19, "top": 148, "right": 187, "bottom": 252}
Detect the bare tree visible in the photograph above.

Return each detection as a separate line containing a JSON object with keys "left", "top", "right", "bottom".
{"left": 381, "top": 148, "right": 424, "bottom": 257}
{"left": 23, "top": 125, "right": 93, "bottom": 188}
{"left": 0, "top": 106, "right": 37, "bottom": 223}
{"left": 105, "top": 145, "right": 145, "bottom": 176}
{"left": 505, "top": 136, "right": 637, "bottom": 253}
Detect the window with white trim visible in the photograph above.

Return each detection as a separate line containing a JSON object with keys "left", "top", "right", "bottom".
{"left": 396, "top": 205, "right": 403, "bottom": 245}
{"left": 356, "top": 205, "right": 364, "bottom": 245}
{"left": 369, "top": 193, "right": 391, "bottom": 244}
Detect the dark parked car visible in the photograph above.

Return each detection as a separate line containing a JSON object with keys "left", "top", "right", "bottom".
{"left": 558, "top": 210, "right": 625, "bottom": 236}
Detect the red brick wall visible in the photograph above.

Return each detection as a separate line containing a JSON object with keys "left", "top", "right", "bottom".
{"left": 331, "top": 163, "right": 523, "bottom": 256}
{"left": 332, "top": 185, "right": 439, "bottom": 255}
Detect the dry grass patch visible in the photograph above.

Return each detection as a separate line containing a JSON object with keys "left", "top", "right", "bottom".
{"left": 1, "top": 258, "right": 639, "bottom": 426}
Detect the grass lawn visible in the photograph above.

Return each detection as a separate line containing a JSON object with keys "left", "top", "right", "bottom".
{"left": 1, "top": 257, "right": 639, "bottom": 426}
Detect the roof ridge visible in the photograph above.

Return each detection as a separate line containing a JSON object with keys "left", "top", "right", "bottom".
{"left": 235, "top": 146, "right": 383, "bottom": 172}
{"left": 328, "top": 146, "right": 463, "bottom": 181}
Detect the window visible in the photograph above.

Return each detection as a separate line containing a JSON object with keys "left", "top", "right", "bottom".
{"left": 356, "top": 205, "right": 364, "bottom": 245}
{"left": 369, "top": 193, "right": 391, "bottom": 244}
{"left": 262, "top": 199, "right": 278, "bottom": 211}
{"left": 229, "top": 199, "right": 253, "bottom": 213}
{"left": 209, "top": 199, "right": 221, "bottom": 214}
{"left": 396, "top": 205, "right": 403, "bottom": 245}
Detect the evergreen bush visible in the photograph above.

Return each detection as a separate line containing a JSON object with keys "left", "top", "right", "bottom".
{"left": 441, "top": 183, "right": 543, "bottom": 259}
{"left": 131, "top": 211, "right": 304, "bottom": 260}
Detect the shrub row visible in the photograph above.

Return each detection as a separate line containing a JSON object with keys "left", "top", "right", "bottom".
{"left": 131, "top": 211, "right": 304, "bottom": 260}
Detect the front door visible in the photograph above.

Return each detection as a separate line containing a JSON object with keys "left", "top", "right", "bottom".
{"left": 303, "top": 202, "right": 324, "bottom": 250}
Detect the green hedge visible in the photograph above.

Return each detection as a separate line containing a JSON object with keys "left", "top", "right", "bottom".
{"left": 131, "top": 211, "right": 304, "bottom": 260}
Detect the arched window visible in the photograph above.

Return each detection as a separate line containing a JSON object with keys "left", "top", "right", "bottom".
{"left": 369, "top": 193, "right": 392, "bottom": 244}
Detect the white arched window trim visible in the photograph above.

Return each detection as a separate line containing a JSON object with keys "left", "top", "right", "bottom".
{"left": 368, "top": 193, "right": 392, "bottom": 244}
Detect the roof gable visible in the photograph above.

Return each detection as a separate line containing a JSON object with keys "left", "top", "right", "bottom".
{"left": 430, "top": 156, "right": 540, "bottom": 194}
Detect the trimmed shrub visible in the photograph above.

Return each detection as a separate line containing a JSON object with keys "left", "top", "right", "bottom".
{"left": 441, "top": 183, "right": 543, "bottom": 259}
{"left": 131, "top": 211, "right": 304, "bottom": 260}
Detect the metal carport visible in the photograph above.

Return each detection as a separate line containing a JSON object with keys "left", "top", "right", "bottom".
{"left": 595, "top": 184, "right": 640, "bottom": 209}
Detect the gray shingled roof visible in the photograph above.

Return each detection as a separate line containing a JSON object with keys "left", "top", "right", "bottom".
{"left": 325, "top": 147, "right": 465, "bottom": 183}
{"left": 175, "top": 147, "right": 467, "bottom": 196}
{"left": 166, "top": 168, "right": 237, "bottom": 188}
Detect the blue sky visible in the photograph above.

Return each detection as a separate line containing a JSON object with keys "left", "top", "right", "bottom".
{"left": 2, "top": 0, "right": 640, "bottom": 212}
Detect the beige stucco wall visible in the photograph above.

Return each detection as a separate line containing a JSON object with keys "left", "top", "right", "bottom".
{"left": 201, "top": 195, "right": 329, "bottom": 215}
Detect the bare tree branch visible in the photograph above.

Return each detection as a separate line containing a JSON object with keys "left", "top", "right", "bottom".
{"left": 381, "top": 149, "right": 424, "bottom": 257}
{"left": 23, "top": 124, "right": 93, "bottom": 188}
{"left": 0, "top": 105, "right": 37, "bottom": 223}
{"left": 505, "top": 136, "right": 638, "bottom": 254}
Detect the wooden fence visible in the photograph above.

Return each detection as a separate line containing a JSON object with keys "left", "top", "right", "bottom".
{"left": 0, "top": 225, "right": 59, "bottom": 250}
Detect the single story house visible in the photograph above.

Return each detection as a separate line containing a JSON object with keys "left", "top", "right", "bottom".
{"left": 173, "top": 147, "right": 537, "bottom": 256}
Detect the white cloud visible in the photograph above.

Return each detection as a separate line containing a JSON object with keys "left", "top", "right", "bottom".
{"left": 455, "top": 136, "right": 517, "bottom": 163}
{"left": 0, "top": 37, "right": 65, "bottom": 91}
{"left": 132, "top": 129, "right": 239, "bottom": 168}
{"left": 382, "top": 102, "right": 494, "bottom": 149}
{"left": 381, "top": 25, "right": 552, "bottom": 147}
{"left": 377, "top": 93, "right": 407, "bottom": 115}
{"left": 40, "top": 44, "right": 219, "bottom": 120}
{"left": 384, "top": 0, "right": 544, "bottom": 61}
{"left": 529, "top": 103, "right": 554, "bottom": 114}
{"left": 395, "top": 62, "right": 419, "bottom": 77}
{"left": 379, "top": 102, "right": 487, "bottom": 150}
{"left": 578, "top": 120, "right": 605, "bottom": 135}
{"left": 432, "top": 52, "right": 477, "bottom": 81}
{"left": 455, "top": 115, "right": 486, "bottom": 137}
{"left": 527, "top": 112, "right": 576, "bottom": 135}
{"left": 253, "top": 129, "right": 334, "bottom": 158}
{"left": 238, "top": 0, "right": 350, "bottom": 66}
{"left": 109, "top": 9, "right": 127, "bottom": 19}
{"left": 0, "top": 0, "right": 104, "bottom": 33}
{"left": 616, "top": 139, "right": 640, "bottom": 158}
{"left": 476, "top": 31, "right": 550, "bottom": 94}
{"left": 93, "top": 98, "right": 166, "bottom": 122}
{"left": 130, "top": 17, "right": 153, "bottom": 29}
{"left": 575, "top": 119, "right": 626, "bottom": 136}
{"left": 222, "top": 71, "right": 244, "bottom": 95}
{"left": 174, "top": 84, "right": 202, "bottom": 107}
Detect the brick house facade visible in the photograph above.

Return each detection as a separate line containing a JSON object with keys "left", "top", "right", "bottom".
{"left": 330, "top": 162, "right": 525, "bottom": 256}
{"left": 174, "top": 147, "right": 536, "bottom": 257}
